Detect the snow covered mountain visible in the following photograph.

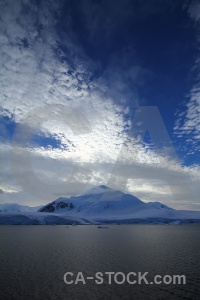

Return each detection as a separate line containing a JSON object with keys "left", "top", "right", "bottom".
{"left": 0, "top": 185, "right": 200, "bottom": 224}
{"left": 38, "top": 185, "right": 200, "bottom": 222}
{"left": 38, "top": 185, "right": 146, "bottom": 216}
{"left": 0, "top": 203, "right": 41, "bottom": 213}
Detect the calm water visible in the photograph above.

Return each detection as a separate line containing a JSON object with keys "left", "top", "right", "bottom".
{"left": 0, "top": 225, "right": 200, "bottom": 300}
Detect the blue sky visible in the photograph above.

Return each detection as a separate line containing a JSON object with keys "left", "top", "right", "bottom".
{"left": 0, "top": 0, "right": 200, "bottom": 210}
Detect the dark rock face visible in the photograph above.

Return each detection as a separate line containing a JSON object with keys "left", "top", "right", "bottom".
{"left": 39, "top": 201, "right": 74, "bottom": 213}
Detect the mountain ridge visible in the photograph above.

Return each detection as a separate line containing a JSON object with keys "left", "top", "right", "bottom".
{"left": 0, "top": 185, "right": 200, "bottom": 224}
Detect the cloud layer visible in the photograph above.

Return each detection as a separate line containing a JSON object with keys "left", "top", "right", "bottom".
{"left": 0, "top": 0, "right": 200, "bottom": 210}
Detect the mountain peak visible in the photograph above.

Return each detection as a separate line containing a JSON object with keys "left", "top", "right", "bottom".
{"left": 98, "top": 185, "right": 110, "bottom": 190}
{"left": 81, "top": 185, "right": 112, "bottom": 196}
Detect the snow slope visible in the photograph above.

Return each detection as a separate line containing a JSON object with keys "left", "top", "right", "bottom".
{"left": 1, "top": 185, "right": 200, "bottom": 224}
{"left": 39, "top": 185, "right": 145, "bottom": 217}
{"left": 0, "top": 203, "right": 41, "bottom": 213}
{"left": 37, "top": 185, "right": 200, "bottom": 222}
{"left": 0, "top": 212, "right": 92, "bottom": 225}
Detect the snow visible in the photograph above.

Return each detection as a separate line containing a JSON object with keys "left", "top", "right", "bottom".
{"left": 1, "top": 185, "right": 200, "bottom": 224}
{"left": 0, "top": 212, "right": 92, "bottom": 225}
{"left": 0, "top": 203, "right": 41, "bottom": 213}
{"left": 146, "top": 202, "right": 173, "bottom": 210}
{"left": 169, "top": 220, "right": 182, "bottom": 225}
{"left": 81, "top": 185, "right": 112, "bottom": 195}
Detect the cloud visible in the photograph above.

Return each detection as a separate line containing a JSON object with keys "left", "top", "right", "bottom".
{"left": 187, "top": 0, "right": 200, "bottom": 23}
{"left": 173, "top": 88, "right": 200, "bottom": 154}
{"left": 1, "top": 129, "right": 200, "bottom": 209}
{"left": 0, "top": 0, "right": 131, "bottom": 156}
{"left": 0, "top": 0, "right": 200, "bottom": 210}
{"left": 173, "top": 1, "right": 200, "bottom": 155}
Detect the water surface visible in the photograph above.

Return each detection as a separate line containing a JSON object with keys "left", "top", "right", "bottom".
{"left": 0, "top": 225, "right": 200, "bottom": 300}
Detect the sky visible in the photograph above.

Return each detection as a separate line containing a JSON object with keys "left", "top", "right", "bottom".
{"left": 0, "top": 0, "right": 200, "bottom": 210}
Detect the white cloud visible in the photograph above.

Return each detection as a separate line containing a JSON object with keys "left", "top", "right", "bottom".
{"left": 187, "top": 0, "right": 200, "bottom": 23}
{"left": 174, "top": 1, "right": 200, "bottom": 153}
{"left": 174, "top": 88, "right": 200, "bottom": 151}
{"left": 0, "top": 0, "right": 130, "bottom": 161}
{"left": 1, "top": 135, "right": 200, "bottom": 209}
{"left": 0, "top": 0, "right": 200, "bottom": 210}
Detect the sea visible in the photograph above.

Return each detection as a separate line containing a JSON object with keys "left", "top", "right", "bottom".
{"left": 0, "top": 225, "right": 200, "bottom": 300}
